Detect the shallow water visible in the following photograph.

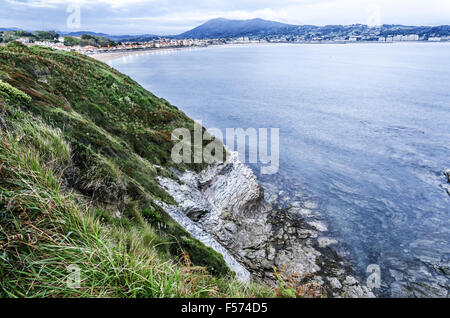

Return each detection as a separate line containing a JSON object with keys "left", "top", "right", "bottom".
{"left": 109, "top": 43, "right": 450, "bottom": 297}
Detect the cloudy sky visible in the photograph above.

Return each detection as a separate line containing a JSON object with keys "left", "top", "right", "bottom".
{"left": 1, "top": 0, "right": 450, "bottom": 35}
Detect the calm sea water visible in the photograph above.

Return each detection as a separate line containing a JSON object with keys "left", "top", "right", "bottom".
{"left": 109, "top": 43, "right": 450, "bottom": 297}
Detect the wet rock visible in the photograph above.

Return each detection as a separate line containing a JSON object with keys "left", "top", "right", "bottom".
{"left": 297, "top": 229, "right": 317, "bottom": 239}
{"left": 328, "top": 277, "right": 342, "bottom": 289}
{"left": 410, "top": 282, "right": 448, "bottom": 298}
{"left": 318, "top": 237, "right": 338, "bottom": 248}
{"left": 344, "top": 275, "right": 358, "bottom": 286}
{"left": 342, "top": 276, "right": 375, "bottom": 298}
{"left": 289, "top": 207, "right": 313, "bottom": 218}
{"left": 185, "top": 207, "right": 209, "bottom": 221}
{"left": 438, "top": 265, "right": 450, "bottom": 276}
{"left": 389, "top": 269, "right": 405, "bottom": 282}
{"left": 389, "top": 282, "right": 405, "bottom": 298}
{"left": 384, "top": 251, "right": 450, "bottom": 298}
{"left": 441, "top": 184, "right": 450, "bottom": 196}
{"left": 158, "top": 151, "right": 374, "bottom": 297}
{"left": 267, "top": 247, "right": 276, "bottom": 261}
{"left": 224, "top": 222, "right": 237, "bottom": 233}
{"left": 444, "top": 169, "right": 450, "bottom": 183}
{"left": 304, "top": 201, "right": 319, "bottom": 210}
{"left": 308, "top": 221, "right": 328, "bottom": 232}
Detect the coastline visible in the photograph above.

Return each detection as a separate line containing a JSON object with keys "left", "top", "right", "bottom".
{"left": 2, "top": 30, "right": 448, "bottom": 299}
{"left": 90, "top": 42, "right": 449, "bottom": 298}
{"left": 90, "top": 46, "right": 207, "bottom": 62}
{"left": 89, "top": 41, "right": 446, "bottom": 63}
{"left": 90, "top": 43, "right": 285, "bottom": 62}
{"left": 93, "top": 43, "right": 376, "bottom": 297}
{"left": 157, "top": 150, "right": 375, "bottom": 297}
{"left": 91, "top": 46, "right": 376, "bottom": 296}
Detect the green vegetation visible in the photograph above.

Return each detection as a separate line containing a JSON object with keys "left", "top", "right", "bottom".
{"left": 0, "top": 30, "right": 117, "bottom": 48}
{"left": 33, "top": 31, "right": 59, "bottom": 41}
{"left": 63, "top": 34, "right": 118, "bottom": 48}
{"left": 0, "top": 30, "right": 59, "bottom": 44}
{"left": 273, "top": 267, "right": 327, "bottom": 298}
{"left": 0, "top": 45, "right": 273, "bottom": 297}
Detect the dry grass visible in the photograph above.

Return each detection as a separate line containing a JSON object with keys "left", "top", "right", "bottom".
{"left": 274, "top": 265, "right": 328, "bottom": 298}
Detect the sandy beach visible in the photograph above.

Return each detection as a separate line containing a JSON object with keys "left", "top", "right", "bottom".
{"left": 89, "top": 43, "right": 275, "bottom": 62}
{"left": 90, "top": 46, "right": 212, "bottom": 62}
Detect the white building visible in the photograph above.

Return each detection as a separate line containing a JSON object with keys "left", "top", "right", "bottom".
{"left": 17, "top": 37, "right": 32, "bottom": 44}
{"left": 392, "top": 34, "right": 419, "bottom": 41}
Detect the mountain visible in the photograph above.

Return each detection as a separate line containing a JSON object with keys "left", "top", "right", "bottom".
{"left": 61, "top": 31, "right": 112, "bottom": 38}
{"left": 175, "top": 17, "right": 296, "bottom": 39}
{"left": 60, "top": 31, "right": 158, "bottom": 41}
{"left": 4, "top": 20, "right": 450, "bottom": 43}
{"left": 0, "top": 27, "right": 21, "bottom": 31}
{"left": 174, "top": 18, "right": 450, "bottom": 40}
{"left": 118, "top": 34, "right": 160, "bottom": 42}
{"left": 0, "top": 29, "right": 157, "bottom": 42}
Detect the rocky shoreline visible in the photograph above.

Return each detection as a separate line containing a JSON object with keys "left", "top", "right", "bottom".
{"left": 157, "top": 152, "right": 375, "bottom": 298}
{"left": 443, "top": 169, "right": 450, "bottom": 196}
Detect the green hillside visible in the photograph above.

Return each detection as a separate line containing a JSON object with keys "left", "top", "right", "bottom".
{"left": 0, "top": 42, "right": 272, "bottom": 297}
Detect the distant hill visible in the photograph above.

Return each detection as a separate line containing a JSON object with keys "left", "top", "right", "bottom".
{"left": 118, "top": 34, "right": 160, "bottom": 42}
{"left": 173, "top": 18, "right": 450, "bottom": 40}
{"left": 60, "top": 31, "right": 158, "bottom": 41}
{"left": 0, "top": 28, "right": 158, "bottom": 43}
{"left": 174, "top": 17, "right": 296, "bottom": 39}
{"left": 3, "top": 19, "right": 450, "bottom": 42}
{"left": 0, "top": 27, "right": 21, "bottom": 32}
{"left": 61, "top": 31, "right": 111, "bottom": 38}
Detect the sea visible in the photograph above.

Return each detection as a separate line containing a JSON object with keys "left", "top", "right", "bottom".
{"left": 108, "top": 42, "right": 450, "bottom": 297}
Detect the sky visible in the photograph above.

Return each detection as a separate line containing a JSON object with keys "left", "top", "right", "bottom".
{"left": 1, "top": 0, "right": 450, "bottom": 35}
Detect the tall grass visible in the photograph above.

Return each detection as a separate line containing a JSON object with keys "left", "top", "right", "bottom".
{"left": 0, "top": 88, "right": 273, "bottom": 298}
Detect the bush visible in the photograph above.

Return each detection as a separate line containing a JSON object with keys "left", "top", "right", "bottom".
{"left": 0, "top": 80, "right": 31, "bottom": 105}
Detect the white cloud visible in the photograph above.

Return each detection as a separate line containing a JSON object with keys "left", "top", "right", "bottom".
{"left": 5, "top": 0, "right": 151, "bottom": 8}
{"left": 1, "top": 0, "right": 449, "bottom": 34}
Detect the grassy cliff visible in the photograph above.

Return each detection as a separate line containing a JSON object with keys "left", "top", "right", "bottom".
{"left": 0, "top": 42, "right": 273, "bottom": 297}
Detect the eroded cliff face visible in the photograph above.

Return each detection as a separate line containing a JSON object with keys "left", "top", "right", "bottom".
{"left": 158, "top": 152, "right": 375, "bottom": 298}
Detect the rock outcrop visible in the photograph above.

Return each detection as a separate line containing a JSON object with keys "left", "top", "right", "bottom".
{"left": 158, "top": 152, "right": 374, "bottom": 298}
{"left": 444, "top": 169, "right": 450, "bottom": 183}
{"left": 442, "top": 169, "right": 450, "bottom": 196}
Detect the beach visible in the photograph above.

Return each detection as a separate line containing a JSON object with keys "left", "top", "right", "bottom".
{"left": 90, "top": 43, "right": 275, "bottom": 62}
{"left": 89, "top": 47, "right": 200, "bottom": 62}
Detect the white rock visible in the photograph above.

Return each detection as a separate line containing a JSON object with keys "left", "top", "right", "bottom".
{"left": 308, "top": 221, "right": 328, "bottom": 232}
{"left": 157, "top": 151, "right": 374, "bottom": 297}
{"left": 318, "top": 237, "right": 338, "bottom": 248}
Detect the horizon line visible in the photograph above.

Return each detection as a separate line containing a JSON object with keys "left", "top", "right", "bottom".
{"left": 2, "top": 17, "right": 450, "bottom": 37}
